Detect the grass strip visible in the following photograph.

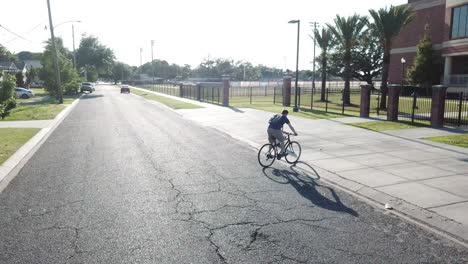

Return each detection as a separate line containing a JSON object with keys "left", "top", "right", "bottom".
{"left": 348, "top": 120, "right": 430, "bottom": 131}
{"left": 424, "top": 134, "right": 468, "bottom": 148}
{"left": 131, "top": 89, "right": 202, "bottom": 110}
{"left": 0, "top": 128, "right": 40, "bottom": 165}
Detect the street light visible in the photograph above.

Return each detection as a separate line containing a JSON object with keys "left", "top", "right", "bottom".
{"left": 53, "top": 20, "right": 81, "bottom": 29}
{"left": 401, "top": 57, "right": 406, "bottom": 88}
{"left": 288, "top": 19, "right": 300, "bottom": 112}
{"left": 49, "top": 20, "right": 81, "bottom": 70}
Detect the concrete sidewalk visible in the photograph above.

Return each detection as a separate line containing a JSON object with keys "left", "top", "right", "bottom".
{"left": 132, "top": 87, "right": 468, "bottom": 243}
{"left": 0, "top": 120, "right": 53, "bottom": 128}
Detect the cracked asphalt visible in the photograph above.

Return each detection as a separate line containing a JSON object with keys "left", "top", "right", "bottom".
{"left": 1, "top": 85, "right": 467, "bottom": 263}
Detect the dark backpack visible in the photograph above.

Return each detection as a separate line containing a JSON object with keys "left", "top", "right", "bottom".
{"left": 269, "top": 114, "right": 282, "bottom": 126}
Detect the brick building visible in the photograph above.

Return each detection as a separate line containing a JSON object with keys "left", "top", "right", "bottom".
{"left": 390, "top": 0, "right": 468, "bottom": 91}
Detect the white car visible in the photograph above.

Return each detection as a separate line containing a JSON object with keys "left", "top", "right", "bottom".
{"left": 15, "top": 87, "right": 35, "bottom": 99}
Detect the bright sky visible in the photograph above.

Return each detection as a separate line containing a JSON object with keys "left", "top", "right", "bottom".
{"left": 1, "top": 0, "right": 406, "bottom": 70}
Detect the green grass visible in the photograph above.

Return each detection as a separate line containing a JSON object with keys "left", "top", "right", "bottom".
{"left": 0, "top": 128, "right": 40, "bottom": 165}
{"left": 2, "top": 94, "right": 79, "bottom": 121}
{"left": 131, "top": 89, "right": 202, "bottom": 110}
{"left": 348, "top": 120, "right": 430, "bottom": 131}
{"left": 231, "top": 102, "right": 345, "bottom": 119}
{"left": 424, "top": 134, "right": 468, "bottom": 148}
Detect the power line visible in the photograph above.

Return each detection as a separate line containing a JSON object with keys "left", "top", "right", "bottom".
{"left": 4, "top": 21, "right": 46, "bottom": 44}
{"left": 0, "top": 24, "right": 31, "bottom": 42}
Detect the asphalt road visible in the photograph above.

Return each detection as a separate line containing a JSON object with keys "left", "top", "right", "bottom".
{"left": 1, "top": 85, "right": 467, "bottom": 263}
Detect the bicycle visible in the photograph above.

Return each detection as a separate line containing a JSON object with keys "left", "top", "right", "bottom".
{"left": 258, "top": 132, "right": 302, "bottom": 168}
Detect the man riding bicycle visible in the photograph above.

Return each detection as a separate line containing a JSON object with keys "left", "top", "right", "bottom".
{"left": 267, "top": 110, "right": 298, "bottom": 159}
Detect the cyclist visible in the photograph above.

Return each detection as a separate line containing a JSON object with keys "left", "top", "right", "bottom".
{"left": 267, "top": 110, "right": 298, "bottom": 159}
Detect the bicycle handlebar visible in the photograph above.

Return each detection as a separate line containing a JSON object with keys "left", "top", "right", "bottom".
{"left": 283, "top": 132, "right": 297, "bottom": 136}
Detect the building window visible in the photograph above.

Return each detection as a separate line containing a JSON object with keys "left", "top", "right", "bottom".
{"left": 452, "top": 4, "right": 468, "bottom": 39}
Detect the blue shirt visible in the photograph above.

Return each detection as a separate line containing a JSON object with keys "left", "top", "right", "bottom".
{"left": 268, "top": 115, "right": 290, "bottom": 130}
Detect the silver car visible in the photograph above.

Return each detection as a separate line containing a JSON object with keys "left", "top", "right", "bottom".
{"left": 15, "top": 87, "right": 35, "bottom": 99}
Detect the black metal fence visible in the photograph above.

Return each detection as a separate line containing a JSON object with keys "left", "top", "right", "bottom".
{"left": 398, "top": 92, "right": 432, "bottom": 124}
{"left": 180, "top": 83, "right": 224, "bottom": 105}
{"left": 444, "top": 92, "right": 468, "bottom": 127}
{"left": 229, "top": 81, "right": 383, "bottom": 116}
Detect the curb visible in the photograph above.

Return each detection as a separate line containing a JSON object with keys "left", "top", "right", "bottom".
{"left": 0, "top": 97, "right": 81, "bottom": 192}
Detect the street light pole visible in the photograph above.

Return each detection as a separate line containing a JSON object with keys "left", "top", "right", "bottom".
{"left": 289, "top": 20, "right": 300, "bottom": 112}
{"left": 46, "top": 0, "right": 63, "bottom": 104}
{"left": 401, "top": 57, "right": 406, "bottom": 88}
{"left": 151, "top": 40, "right": 155, "bottom": 87}
{"left": 140, "top": 48, "right": 143, "bottom": 67}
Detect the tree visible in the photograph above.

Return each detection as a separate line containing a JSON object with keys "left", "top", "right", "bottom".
{"left": 112, "top": 62, "right": 133, "bottom": 84}
{"left": 39, "top": 38, "right": 81, "bottom": 96}
{"left": 328, "top": 30, "right": 383, "bottom": 86}
{"left": 369, "top": 5, "right": 414, "bottom": 109}
{"left": 312, "top": 27, "right": 335, "bottom": 101}
{"left": 0, "top": 74, "right": 17, "bottom": 119}
{"left": 15, "top": 72, "right": 25, "bottom": 87}
{"left": 76, "top": 36, "right": 115, "bottom": 80}
{"left": 407, "top": 24, "right": 443, "bottom": 92}
{"left": 0, "top": 44, "right": 17, "bottom": 62}
{"left": 25, "top": 67, "right": 38, "bottom": 88}
{"left": 327, "top": 14, "right": 367, "bottom": 105}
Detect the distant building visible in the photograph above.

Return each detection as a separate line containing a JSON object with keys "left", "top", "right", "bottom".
{"left": 390, "top": 0, "right": 468, "bottom": 91}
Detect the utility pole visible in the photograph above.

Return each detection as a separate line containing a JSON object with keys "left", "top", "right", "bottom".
{"left": 46, "top": 0, "right": 63, "bottom": 104}
{"left": 243, "top": 65, "right": 246, "bottom": 81}
{"left": 72, "top": 24, "right": 76, "bottom": 69}
{"left": 151, "top": 40, "right": 155, "bottom": 87}
{"left": 140, "top": 48, "right": 143, "bottom": 67}
{"left": 310, "top": 22, "right": 319, "bottom": 90}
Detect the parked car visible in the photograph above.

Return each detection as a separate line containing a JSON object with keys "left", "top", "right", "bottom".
{"left": 15, "top": 87, "right": 34, "bottom": 99}
{"left": 80, "top": 82, "right": 93, "bottom": 93}
{"left": 30, "top": 81, "right": 44, "bottom": 88}
{"left": 120, "top": 85, "right": 130, "bottom": 93}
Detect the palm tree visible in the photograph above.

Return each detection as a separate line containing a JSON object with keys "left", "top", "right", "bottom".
{"left": 311, "top": 28, "right": 334, "bottom": 101}
{"left": 369, "top": 5, "right": 414, "bottom": 110}
{"left": 327, "top": 14, "right": 367, "bottom": 105}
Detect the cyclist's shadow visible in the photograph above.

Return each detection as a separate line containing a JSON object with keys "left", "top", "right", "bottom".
{"left": 262, "top": 162, "right": 358, "bottom": 217}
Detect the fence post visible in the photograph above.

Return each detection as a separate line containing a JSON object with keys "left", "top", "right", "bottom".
{"left": 196, "top": 83, "right": 201, "bottom": 101}
{"left": 311, "top": 87, "right": 314, "bottom": 110}
{"left": 273, "top": 86, "right": 276, "bottom": 104}
{"left": 458, "top": 92, "right": 463, "bottom": 127}
{"left": 387, "top": 84, "right": 402, "bottom": 121}
{"left": 359, "top": 84, "right": 372, "bottom": 118}
{"left": 430, "top": 85, "right": 448, "bottom": 128}
{"left": 376, "top": 92, "right": 380, "bottom": 116}
{"left": 298, "top": 86, "right": 301, "bottom": 108}
{"left": 341, "top": 89, "right": 345, "bottom": 114}
{"left": 325, "top": 88, "right": 329, "bottom": 112}
{"left": 249, "top": 87, "right": 252, "bottom": 104}
{"left": 179, "top": 84, "right": 183, "bottom": 98}
{"left": 222, "top": 75, "right": 230, "bottom": 106}
{"left": 411, "top": 92, "right": 417, "bottom": 123}
{"left": 283, "top": 75, "right": 292, "bottom": 107}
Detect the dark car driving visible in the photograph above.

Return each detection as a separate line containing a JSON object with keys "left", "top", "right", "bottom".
{"left": 120, "top": 85, "right": 130, "bottom": 93}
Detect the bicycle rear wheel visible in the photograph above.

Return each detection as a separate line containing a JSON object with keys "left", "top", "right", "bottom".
{"left": 285, "top": 141, "right": 301, "bottom": 164}
{"left": 258, "top": 143, "right": 276, "bottom": 168}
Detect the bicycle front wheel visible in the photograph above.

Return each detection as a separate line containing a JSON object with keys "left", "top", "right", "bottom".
{"left": 285, "top": 141, "right": 301, "bottom": 164}
{"left": 258, "top": 143, "right": 276, "bottom": 168}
